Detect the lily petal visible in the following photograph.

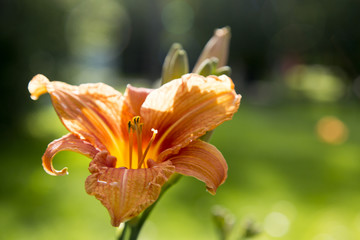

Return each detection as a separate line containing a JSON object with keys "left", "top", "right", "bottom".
{"left": 123, "top": 85, "right": 153, "bottom": 117}
{"left": 28, "top": 74, "right": 124, "bottom": 156}
{"left": 85, "top": 151, "right": 175, "bottom": 226}
{"left": 168, "top": 140, "right": 227, "bottom": 195}
{"left": 28, "top": 74, "right": 51, "bottom": 100}
{"left": 141, "top": 74, "right": 241, "bottom": 161}
{"left": 43, "top": 133, "right": 98, "bottom": 176}
{"left": 120, "top": 85, "right": 153, "bottom": 143}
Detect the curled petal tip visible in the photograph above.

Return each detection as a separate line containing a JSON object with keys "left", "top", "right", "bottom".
{"left": 206, "top": 186, "right": 216, "bottom": 195}
{"left": 44, "top": 166, "right": 69, "bottom": 176}
{"left": 28, "top": 74, "right": 50, "bottom": 100}
{"left": 42, "top": 134, "right": 98, "bottom": 177}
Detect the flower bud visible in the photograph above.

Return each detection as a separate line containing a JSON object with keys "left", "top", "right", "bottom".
{"left": 195, "top": 58, "right": 214, "bottom": 76}
{"left": 161, "top": 43, "right": 189, "bottom": 85}
{"left": 216, "top": 66, "right": 232, "bottom": 76}
{"left": 242, "top": 219, "right": 261, "bottom": 238}
{"left": 193, "top": 26, "right": 231, "bottom": 73}
{"left": 212, "top": 205, "right": 235, "bottom": 240}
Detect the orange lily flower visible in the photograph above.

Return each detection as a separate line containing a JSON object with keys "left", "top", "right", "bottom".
{"left": 28, "top": 73, "right": 241, "bottom": 227}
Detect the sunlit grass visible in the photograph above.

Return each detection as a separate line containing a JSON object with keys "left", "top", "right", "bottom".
{"left": 1, "top": 100, "right": 360, "bottom": 240}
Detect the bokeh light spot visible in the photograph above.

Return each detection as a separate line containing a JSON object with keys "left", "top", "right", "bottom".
{"left": 316, "top": 116, "right": 348, "bottom": 145}
{"left": 285, "top": 65, "right": 346, "bottom": 102}
{"left": 264, "top": 212, "right": 290, "bottom": 237}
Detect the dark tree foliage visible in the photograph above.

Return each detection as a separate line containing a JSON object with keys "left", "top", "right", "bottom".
{"left": 1, "top": 0, "right": 360, "bottom": 135}
{"left": 0, "top": 0, "right": 69, "bottom": 136}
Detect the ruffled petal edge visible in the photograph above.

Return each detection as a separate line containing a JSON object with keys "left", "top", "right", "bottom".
{"left": 85, "top": 151, "right": 175, "bottom": 226}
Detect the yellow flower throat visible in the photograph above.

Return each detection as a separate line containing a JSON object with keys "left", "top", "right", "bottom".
{"left": 126, "top": 116, "right": 157, "bottom": 169}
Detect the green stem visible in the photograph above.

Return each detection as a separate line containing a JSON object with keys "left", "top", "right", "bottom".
{"left": 117, "top": 223, "right": 129, "bottom": 240}
{"left": 117, "top": 174, "right": 182, "bottom": 240}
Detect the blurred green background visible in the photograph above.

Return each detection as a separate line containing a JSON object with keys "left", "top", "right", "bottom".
{"left": 1, "top": 0, "right": 360, "bottom": 239}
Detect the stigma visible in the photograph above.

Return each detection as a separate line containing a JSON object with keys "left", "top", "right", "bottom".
{"left": 127, "top": 116, "right": 157, "bottom": 169}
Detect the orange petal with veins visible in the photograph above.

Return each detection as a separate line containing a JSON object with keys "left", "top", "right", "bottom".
{"left": 28, "top": 74, "right": 125, "bottom": 159}
{"left": 169, "top": 140, "right": 227, "bottom": 195}
{"left": 141, "top": 74, "right": 241, "bottom": 161}
{"left": 85, "top": 151, "right": 175, "bottom": 226}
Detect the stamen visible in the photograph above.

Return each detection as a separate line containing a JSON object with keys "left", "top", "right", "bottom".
{"left": 127, "top": 120, "right": 133, "bottom": 169}
{"left": 127, "top": 116, "right": 156, "bottom": 169}
{"left": 129, "top": 116, "right": 144, "bottom": 168}
{"left": 138, "top": 128, "right": 158, "bottom": 169}
{"left": 134, "top": 124, "right": 143, "bottom": 168}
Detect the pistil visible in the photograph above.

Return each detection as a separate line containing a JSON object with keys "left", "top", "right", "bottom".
{"left": 139, "top": 128, "right": 158, "bottom": 168}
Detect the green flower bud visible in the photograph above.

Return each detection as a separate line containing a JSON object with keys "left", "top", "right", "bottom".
{"left": 212, "top": 205, "right": 236, "bottom": 240}
{"left": 241, "top": 219, "right": 261, "bottom": 239}
{"left": 161, "top": 43, "right": 189, "bottom": 85}
{"left": 195, "top": 58, "right": 214, "bottom": 76}
{"left": 216, "top": 66, "right": 232, "bottom": 76}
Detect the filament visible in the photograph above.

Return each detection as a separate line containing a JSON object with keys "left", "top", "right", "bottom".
{"left": 127, "top": 116, "right": 157, "bottom": 169}
{"left": 138, "top": 128, "right": 158, "bottom": 169}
